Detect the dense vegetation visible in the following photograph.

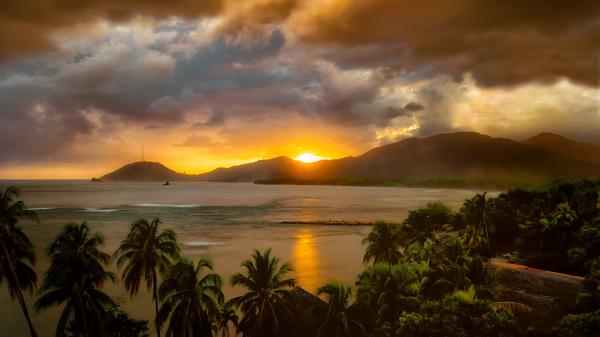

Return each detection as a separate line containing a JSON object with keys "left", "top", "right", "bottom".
{"left": 2, "top": 181, "right": 600, "bottom": 336}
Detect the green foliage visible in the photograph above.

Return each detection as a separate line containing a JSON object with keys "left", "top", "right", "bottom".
{"left": 114, "top": 217, "right": 180, "bottom": 337}
{"left": 512, "top": 181, "right": 600, "bottom": 274}
{"left": 313, "top": 282, "right": 366, "bottom": 337}
{"left": 362, "top": 202, "right": 454, "bottom": 265}
{"left": 212, "top": 302, "right": 239, "bottom": 337}
{"left": 403, "top": 202, "right": 454, "bottom": 245}
{"left": 157, "top": 258, "right": 223, "bottom": 337}
{"left": 392, "top": 296, "right": 522, "bottom": 337}
{"left": 552, "top": 309, "right": 600, "bottom": 337}
{"left": 230, "top": 248, "right": 296, "bottom": 337}
{"left": 8, "top": 180, "right": 600, "bottom": 337}
{"left": 0, "top": 228, "right": 37, "bottom": 299}
{"left": 0, "top": 186, "right": 39, "bottom": 337}
{"left": 114, "top": 218, "right": 180, "bottom": 296}
{"left": 35, "top": 222, "right": 117, "bottom": 337}
{"left": 356, "top": 263, "right": 420, "bottom": 326}
{"left": 362, "top": 222, "right": 403, "bottom": 265}
{"left": 66, "top": 307, "right": 150, "bottom": 337}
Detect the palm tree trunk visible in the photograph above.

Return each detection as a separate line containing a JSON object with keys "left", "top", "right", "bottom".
{"left": 153, "top": 270, "right": 162, "bottom": 337}
{"left": 0, "top": 239, "right": 38, "bottom": 337}
{"left": 73, "top": 284, "right": 90, "bottom": 337}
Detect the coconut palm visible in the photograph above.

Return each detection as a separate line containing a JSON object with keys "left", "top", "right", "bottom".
{"left": 362, "top": 222, "right": 403, "bottom": 265}
{"left": 157, "top": 258, "right": 224, "bottom": 337}
{"left": 461, "top": 193, "right": 494, "bottom": 243}
{"left": 114, "top": 218, "right": 180, "bottom": 337}
{"left": 356, "top": 263, "right": 419, "bottom": 325}
{"left": 315, "top": 282, "right": 366, "bottom": 337}
{"left": 403, "top": 202, "right": 453, "bottom": 246}
{"left": 230, "top": 248, "right": 296, "bottom": 337}
{"left": 212, "top": 301, "right": 239, "bottom": 337}
{"left": 35, "top": 222, "right": 117, "bottom": 337}
{"left": 438, "top": 239, "right": 475, "bottom": 291}
{"left": 0, "top": 186, "right": 39, "bottom": 337}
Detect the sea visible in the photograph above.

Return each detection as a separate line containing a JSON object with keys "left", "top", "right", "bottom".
{"left": 0, "top": 181, "right": 484, "bottom": 337}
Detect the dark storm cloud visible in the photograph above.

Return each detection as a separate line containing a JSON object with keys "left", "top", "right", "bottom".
{"left": 0, "top": 88, "right": 95, "bottom": 163}
{"left": 173, "top": 134, "right": 218, "bottom": 148}
{"left": 293, "top": 0, "right": 600, "bottom": 86}
{"left": 0, "top": 0, "right": 222, "bottom": 61}
{"left": 0, "top": 26, "right": 300, "bottom": 163}
{"left": 2, "top": 0, "right": 599, "bottom": 87}
{"left": 374, "top": 103, "right": 423, "bottom": 128}
{"left": 193, "top": 109, "right": 226, "bottom": 127}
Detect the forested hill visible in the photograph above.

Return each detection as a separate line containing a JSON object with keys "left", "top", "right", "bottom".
{"left": 99, "top": 132, "right": 600, "bottom": 186}
{"left": 100, "top": 161, "right": 194, "bottom": 181}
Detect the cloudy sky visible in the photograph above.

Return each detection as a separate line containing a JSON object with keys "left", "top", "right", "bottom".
{"left": 1, "top": 0, "right": 600, "bottom": 178}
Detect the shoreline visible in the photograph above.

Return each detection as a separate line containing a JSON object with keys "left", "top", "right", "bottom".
{"left": 279, "top": 220, "right": 379, "bottom": 226}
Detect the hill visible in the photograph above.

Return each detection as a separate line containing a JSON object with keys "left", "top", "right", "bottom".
{"left": 196, "top": 156, "right": 302, "bottom": 182}
{"left": 524, "top": 132, "right": 600, "bottom": 166}
{"left": 100, "top": 161, "right": 193, "bottom": 181}
{"left": 304, "top": 132, "right": 598, "bottom": 184}
{"left": 99, "top": 132, "right": 600, "bottom": 187}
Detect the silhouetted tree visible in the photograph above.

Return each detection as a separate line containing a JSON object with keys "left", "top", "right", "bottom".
{"left": 230, "top": 249, "right": 295, "bottom": 337}
{"left": 363, "top": 222, "right": 403, "bottom": 265}
{"left": 0, "top": 186, "right": 39, "bottom": 337}
{"left": 157, "top": 258, "right": 223, "bottom": 337}
{"left": 35, "top": 222, "right": 116, "bottom": 337}
{"left": 114, "top": 218, "right": 180, "bottom": 337}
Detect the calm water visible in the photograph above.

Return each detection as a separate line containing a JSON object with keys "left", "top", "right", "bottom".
{"left": 0, "top": 181, "right": 483, "bottom": 337}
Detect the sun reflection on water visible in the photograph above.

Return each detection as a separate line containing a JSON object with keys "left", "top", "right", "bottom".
{"left": 292, "top": 228, "right": 321, "bottom": 293}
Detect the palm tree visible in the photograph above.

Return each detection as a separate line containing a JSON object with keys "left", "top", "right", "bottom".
{"left": 315, "top": 282, "right": 366, "bottom": 337}
{"left": 403, "top": 202, "right": 453, "bottom": 246}
{"left": 157, "top": 258, "right": 224, "bottom": 337}
{"left": 438, "top": 239, "right": 475, "bottom": 291}
{"left": 452, "top": 285, "right": 533, "bottom": 315}
{"left": 0, "top": 186, "right": 39, "bottom": 337}
{"left": 212, "top": 301, "right": 239, "bottom": 337}
{"left": 35, "top": 222, "right": 117, "bottom": 337}
{"left": 230, "top": 248, "right": 296, "bottom": 337}
{"left": 362, "top": 222, "right": 402, "bottom": 265}
{"left": 461, "top": 193, "right": 494, "bottom": 243}
{"left": 114, "top": 218, "right": 180, "bottom": 337}
{"left": 355, "top": 263, "right": 419, "bottom": 325}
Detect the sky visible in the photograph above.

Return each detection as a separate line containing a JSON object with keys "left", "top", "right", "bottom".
{"left": 1, "top": 0, "right": 600, "bottom": 178}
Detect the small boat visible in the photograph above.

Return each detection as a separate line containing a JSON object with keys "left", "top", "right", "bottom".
{"left": 163, "top": 181, "right": 170, "bottom": 186}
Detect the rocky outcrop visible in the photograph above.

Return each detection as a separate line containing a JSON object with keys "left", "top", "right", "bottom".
{"left": 491, "top": 261, "right": 584, "bottom": 329}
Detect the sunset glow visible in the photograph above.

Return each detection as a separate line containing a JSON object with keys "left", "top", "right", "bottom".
{"left": 294, "top": 153, "right": 325, "bottom": 163}
{"left": 0, "top": 1, "right": 598, "bottom": 180}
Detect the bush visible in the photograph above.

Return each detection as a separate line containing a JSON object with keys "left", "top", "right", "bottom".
{"left": 552, "top": 309, "right": 600, "bottom": 337}
{"left": 390, "top": 297, "right": 522, "bottom": 337}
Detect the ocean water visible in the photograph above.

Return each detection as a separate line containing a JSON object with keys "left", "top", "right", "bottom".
{"left": 0, "top": 181, "right": 483, "bottom": 337}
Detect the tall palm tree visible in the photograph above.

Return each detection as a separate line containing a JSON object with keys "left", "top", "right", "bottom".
{"left": 35, "top": 222, "right": 117, "bottom": 337}
{"left": 212, "top": 301, "right": 239, "bottom": 337}
{"left": 230, "top": 248, "right": 296, "bottom": 337}
{"left": 462, "top": 193, "right": 494, "bottom": 243}
{"left": 362, "top": 222, "right": 402, "bottom": 265}
{"left": 0, "top": 186, "right": 39, "bottom": 337}
{"left": 315, "top": 282, "right": 366, "bottom": 337}
{"left": 114, "top": 218, "right": 180, "bottom": 337}
{"left": 157, "top": 258, "right": 224, "bottom": 337}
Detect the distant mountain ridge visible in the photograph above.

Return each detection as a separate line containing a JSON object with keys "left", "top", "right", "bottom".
{"left": 98, "top": 132, "right": 600, "bottom": 187}
{"left": 100, "top": 161, "right": 193, "bottom": 181}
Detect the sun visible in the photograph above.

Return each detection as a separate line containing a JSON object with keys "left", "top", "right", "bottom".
{"left": 294, "top": 153, "right": 325, "bottom": 163}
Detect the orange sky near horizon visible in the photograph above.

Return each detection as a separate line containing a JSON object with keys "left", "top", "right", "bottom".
{"left": 0, "top": 120, "right": 363, "bottom": 179}
{"left": 1, "top": 2, "right": 600, "bottom": 179}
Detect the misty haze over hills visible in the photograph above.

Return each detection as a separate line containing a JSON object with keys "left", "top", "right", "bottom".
{"left": 100, "top": 132, "right": 600, "bottom": 187}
